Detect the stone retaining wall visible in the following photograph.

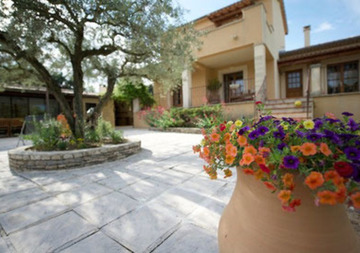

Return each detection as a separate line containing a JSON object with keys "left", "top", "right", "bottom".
{"left": 8, "top": 140, "right": 141, "bottom": 171}
{"left": 149, "top": 127, "right": 201, "bottom": 134}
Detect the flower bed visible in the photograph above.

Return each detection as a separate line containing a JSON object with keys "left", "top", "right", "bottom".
{"left": 8, "top": 140, "right": 141, "bottom": 171}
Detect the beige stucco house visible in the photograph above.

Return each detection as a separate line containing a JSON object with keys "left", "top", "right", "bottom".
{"left": 153, "top": 0, "right": 360, "bottom": 121}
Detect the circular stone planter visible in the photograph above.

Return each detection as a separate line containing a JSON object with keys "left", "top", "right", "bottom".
{"left": 8, "top": 140, "right": 141, "bottom": 171}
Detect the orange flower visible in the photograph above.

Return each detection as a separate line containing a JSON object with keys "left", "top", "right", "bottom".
{"left": 203, "top": 165, "right": 211, "bottom": 173}
{"left": 278, "top": 190, "right": 292, "bottom": 204}
{"left": 225, "top": 144, "right": 237, "bottom": 157}
{"left": 264, "top": 181, "right": 276, "bottom": 191}
{"left": 203, "top": 147, "right": 210, "bottom": 157}
{"left": 209, "top": 172, "right": 218, "bottom": 180}
{"left": 225, "top": 155, "right": 235, "bottom": 165}
{"left": 223, "top": 133, "right": 231, "bottom": 143}
{"left": 210, "top": 132, "right": 220, "bottom": 142}
{"left": 290, "top": 145, "right": 301, "bottom": 153}
{"left": 325, "top": 112, "right": 336, "bottom": 119}
{"left": 254, "top": 155, "right": 265, "bottom": 165}
{"left": 237, "top": 135, "right": 247, "bottom": 147}
{"left": 243, "top": 168, "right": 254, "bottom": 175}
{"left": 324, "top": 170, "right": 341, "bottom": 185}
{"left": 336, "top": 186, "right": 347, "bottom": 203}
{"left": 239, "top": 153, "right": 254, "bottom": 166}
{"left": 282, "top": 173, "right": 294, "bottom": 189}
{"left": 351, "top": 192, "right": 360, "bottom": 209}
{"left": 317, "top": 190, "right": 337, "bottom": 205}
{"left": 254, "top": 169, "right": 264, "bottom": 180}
{"left": 244, "top": 145, "right": 257, "bottom": 155}
{"left": 319, "top": 143, "right": 332, "bottom": 156}
{"left": 300, "top": 143, "right": 317, "bottom": 156}
{"left": 259, "top": 147, "right": 270, "bottom": 155}
{"left": 305, "top": 172, "right": 324, "bottom": 190}
{"left": 192, "top": 145, "right": 201, "bottom": 153}
{"left": 224, "top": 168, "right": 233, "bottom": 178}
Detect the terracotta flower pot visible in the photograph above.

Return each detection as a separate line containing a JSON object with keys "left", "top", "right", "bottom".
{"left": 218, "top": 167, "right": 360, "bottom": 253}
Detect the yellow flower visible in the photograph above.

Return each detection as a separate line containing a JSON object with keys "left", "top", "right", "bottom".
{"left": 294, "top": 100, "right": 302, "bottom": 107}
{"left": 226, "top": 121, "right": 234, "bottom": 126}
{"left": 200, "top": 139, "right": 206, "bottom": 146}
{"left": 235, "top": 120, "right": 243, "bottom": 127}
{"left": 303, "top": 120, "right": 314, "bottom": 130}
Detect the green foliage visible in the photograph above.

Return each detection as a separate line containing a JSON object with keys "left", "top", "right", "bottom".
{"left": 207, "top": 79, "right": 222, "bottom": 91}
{"left": 26, "top": 115, "right": 123, "bottom": 151}
{"left": 24, "top": 116, "right": 65, "bottom": 151}
{"left": 113, "top": 79, "right": 155, "bottom": 108}
{"left": 141, "top": 104, "right": 224, "bottom": 129}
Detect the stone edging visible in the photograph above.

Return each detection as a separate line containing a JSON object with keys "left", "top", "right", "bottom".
{"left": 149, "top": 127, "right": 201, "bottom": 134}
{"left": 8, "top": 140, "right": 141, "bottom": 171}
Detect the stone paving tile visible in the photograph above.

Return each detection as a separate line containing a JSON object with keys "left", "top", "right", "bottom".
{"left": 60, "top": 231, "right": 130, "bottom": 253}
{"left": 9, "top": 211, "right": 96, "bottom": 253}
{"left": 42, "top": 176, "right": 94, "bottom": 194}
{"left": 55, "top": 183, "right": 114, "bottom": 207}
{"left": 149, "top": 187, "right": 206, "bottom": 217}
{"left": 187, "top": 197, "right": 226, "bottom": 234}
{"left": 74, "top": 191, "right": 140, "bottom": 227}
{"left": 0, "top": 197, "right": 68, "bottom": 234}
{"left": 0, "top": 177, "right": 37, "bottom": 197}
{"left": 103, "top": 201, "right": 181, "bottom": 253}
{"left": 119, "top": 178, "right": 170, "bottom": 202}
{"left": 153, "top": 223, "right": 218, "bottom": 253}
{"left": 0, "top": 186, "right": 51, "bottom": 213}
{"left": 0, "top": 236, "right": 10, "bottom": 253}
{"left": 149, "top": 168, "right": 194, "bottom": 186}
{"left": 96, "top": 170, "right": 146, "bottom": 190}
{"left": 18, "top": 171, "right": 77, "bottom": 186}
{"left": 177, "top": 175, "right": 227, "bottom": 197}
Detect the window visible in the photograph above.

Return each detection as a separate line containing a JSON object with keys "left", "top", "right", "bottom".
{"left": 85, "top": 103, "right": 97, "bottom": 113}
{"left": 327, "top": 61, "right": 359, "bottom": 94}
{"left": 12, "top": 97, "right": 28, "bottom": 118}
{"left": 29, "top": 98, "right": 46, "bottom": 115}
{"left": 0, "top": 96, "right": 11, "bottom": 118}
{"left": 172, "top": 87, "right": 182, "bottom": 107}
{"left": 224, "top": 71, "right": 245, "bottom": 102}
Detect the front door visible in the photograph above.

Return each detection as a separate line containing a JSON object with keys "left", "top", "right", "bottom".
{"left": 286, "top": 70, "right": 303, "bottom": 98}
{"left": 224, "top": 71, "right": 244, "bottom": 102}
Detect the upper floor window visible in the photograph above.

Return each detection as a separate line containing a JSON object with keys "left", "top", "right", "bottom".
{"left": 327, "top": 61, "right": 359, "bottom": 94}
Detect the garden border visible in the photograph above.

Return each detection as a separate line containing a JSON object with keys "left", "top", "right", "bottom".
{"left": 149, "top": 127, "right": 201, "bottom": 134}
{"left": 8, "top": 140, "right": 141, "bottom": 171}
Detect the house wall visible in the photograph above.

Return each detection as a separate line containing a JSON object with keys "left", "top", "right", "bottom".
{"left": 223, "top": 101, "right": 255, "bottom": 120}
{"left": 83, "top": 97, "right": 115, "bottom": 127}
{"left": 313, "top": 93, "right": 360, "bottom": 120}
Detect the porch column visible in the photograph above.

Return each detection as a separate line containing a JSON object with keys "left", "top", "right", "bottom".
{"left": 274, "top": 60, "right": 280, "bottom": 99}
{"left": 182, "top": 69, "right": 192, "bottom": 108}
{"left": 310, "top": 64, "right": 321, "bottom": 96}
{"left": 254, "top": 44, "right": 266, "bottom": 101}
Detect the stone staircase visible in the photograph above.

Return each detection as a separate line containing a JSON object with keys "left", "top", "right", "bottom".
{"left": 264, "top": 97, "right": 313, "bottom": 120}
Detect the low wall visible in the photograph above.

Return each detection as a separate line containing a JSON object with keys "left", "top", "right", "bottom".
{"left": 313, "top": 92, "right": 360, "bottom": 120}
{"left": 149, "top": 127, "right": 201, "bottom": 134}
{"left": 8, "top": 140, "right": 141, "bottom": 171}
{"left": 223, "top": 101, "right": 255, "bottom": 120}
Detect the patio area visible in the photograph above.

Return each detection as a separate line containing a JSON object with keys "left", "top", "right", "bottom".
{"left": 0, "top": 128, "right": 236, "bottom": 252}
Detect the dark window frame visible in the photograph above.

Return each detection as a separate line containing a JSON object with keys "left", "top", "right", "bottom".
{"left": 327, "top": 61, "right": 359, "bottom": 94}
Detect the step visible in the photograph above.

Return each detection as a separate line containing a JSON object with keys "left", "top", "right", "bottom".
{"left": 265, "top": 104, "right": 313, "bottom": 110}
{"left": 271, "top": 112, "right": 312, "bottom": 119}
{"left": 265, "top": 98, "right": 313, "bottom": 105}
{"left": 266, "top": 107, "right": 311, "bottom": 114}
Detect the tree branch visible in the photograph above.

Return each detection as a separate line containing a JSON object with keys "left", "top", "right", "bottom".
{"left": 81, "top": 45, "right": 117, "bottom": 59}
{"left": 48, "top": 34, "right": 72, "bottom": 56}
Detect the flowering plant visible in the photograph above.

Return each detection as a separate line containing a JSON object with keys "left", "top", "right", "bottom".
{"left": 193, "top": 105, "right": 360, "bottom": 212}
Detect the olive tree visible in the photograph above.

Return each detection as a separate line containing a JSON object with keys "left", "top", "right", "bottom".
{"left": 0, "top": 0, "right": 198, "bottom": 137}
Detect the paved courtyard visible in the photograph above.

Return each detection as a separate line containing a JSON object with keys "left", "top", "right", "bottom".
{"left": 0, "top": 128, "right": 236, "bottom": 253}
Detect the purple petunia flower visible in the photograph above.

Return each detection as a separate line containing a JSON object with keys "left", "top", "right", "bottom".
{"left": 351, "top": 163, "right": 360, "bottom": 182}
{"left": 296, "top": 130, "right": 305, "bottom": 138}
{"left": 283, "top": 155, "right": 300, "bottom": 169}
{"left": 344, "top": 147, "right": 360, "bottom": 161}
{"left": 339, "top": 134, "right": 358, "bottom": 141}
{"left": 238, "top": 126, "right": 250, "bottom": 136}
{"left": 273, "top": 130, "right": 285, "bottom": 139}
{"left": 348, "top": 118, "right": 359, "bottom": 131}
{"left": 307, "top": 133, "right": 323, "bottom": 142}
{"left": 260, "top": 115, "right": 273, "bottom": 122}
{"left": 342, "top": 112, "right": 354, "bottom": 117}
{"left": 277, "top": 142, "right": 287, "bottom": 150}
{"left": 326, "top": 118, "right": 340, "bottom": 124}
{"left": 248, "top": 130, "right": 259, "bottom": 140}
{"left": 259, "top": 140, "right": 264, "bottom": 147}
{"left": 257, "top": 126, "right": 269, "bottom": 136}
{"left": 314, "top": 119, "right": 323, "bottom": 130}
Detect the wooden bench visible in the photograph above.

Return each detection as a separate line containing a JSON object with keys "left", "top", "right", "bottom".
{"left": 0, "top": 118, "right": 24, "bottom": 137}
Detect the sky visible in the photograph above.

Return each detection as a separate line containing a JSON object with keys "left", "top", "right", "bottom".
{"left": 175, "top": 0, "right": 360, "bottom": 51}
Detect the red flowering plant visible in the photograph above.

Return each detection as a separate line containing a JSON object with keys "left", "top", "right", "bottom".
{"left": 193, "top": 107, "right": 360, "bottom": 212}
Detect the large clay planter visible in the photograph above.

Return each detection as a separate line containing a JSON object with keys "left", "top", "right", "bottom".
{"left": 218, "top": 167, "right": 360, "bottom": 253}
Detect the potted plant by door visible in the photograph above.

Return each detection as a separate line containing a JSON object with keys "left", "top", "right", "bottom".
{"left": 193, "top": 107, "right": 360, "bottom": 253}
{"left": 207, "top": 79, "right": 222, "bottom": 104}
